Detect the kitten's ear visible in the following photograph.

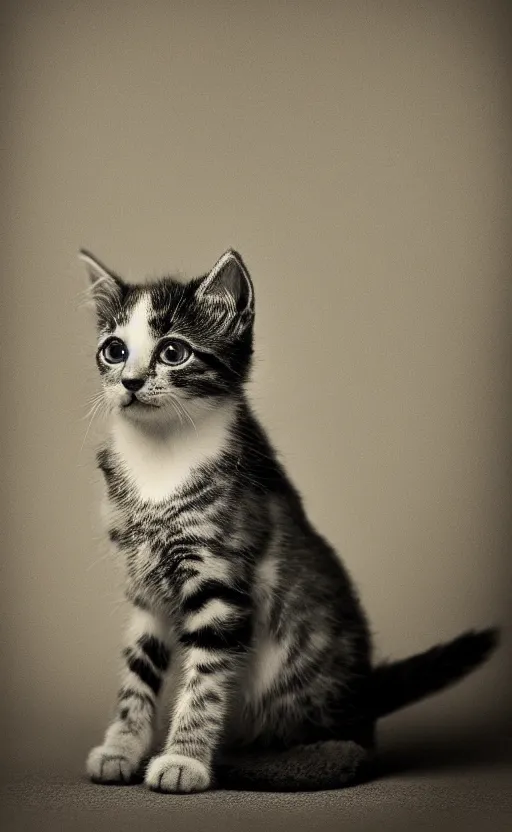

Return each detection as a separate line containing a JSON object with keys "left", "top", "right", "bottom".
{"left": 78, "top": 249, "right": 126, "bottom": 319}
{"left": 195, "top": 249, "right": 254, "bottom": 314}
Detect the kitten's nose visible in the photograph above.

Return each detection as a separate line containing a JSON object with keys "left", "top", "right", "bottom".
{"left": 122, "top": 377, "right": 145, "bottom": 392}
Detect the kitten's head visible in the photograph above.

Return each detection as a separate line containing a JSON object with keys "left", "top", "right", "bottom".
{"left": 80, "top": 249, "right": 254, "bottom": 427}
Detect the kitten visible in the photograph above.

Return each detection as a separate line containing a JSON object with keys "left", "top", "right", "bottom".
{"left": 81, "top": 248, "right": 498, "bottom": 792}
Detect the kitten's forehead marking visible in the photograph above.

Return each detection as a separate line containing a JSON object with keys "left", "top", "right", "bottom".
{"left": 115, "top": 293, "right": 154, "bottom": 371}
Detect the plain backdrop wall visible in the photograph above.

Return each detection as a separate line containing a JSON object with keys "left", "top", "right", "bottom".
{"left": 1, "top": 0, "right": 511, "bottom": 775}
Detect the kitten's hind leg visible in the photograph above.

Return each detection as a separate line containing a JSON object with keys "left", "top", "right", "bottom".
{"left": 213, "top": 739, "right": 375, "bottom": 792}
{"left": 86, "top": 604, "right": 172, "bottom": 785}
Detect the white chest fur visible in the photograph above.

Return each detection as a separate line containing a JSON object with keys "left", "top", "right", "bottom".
{"left": 111, "top": 403, "right": 235, "bottom": 503}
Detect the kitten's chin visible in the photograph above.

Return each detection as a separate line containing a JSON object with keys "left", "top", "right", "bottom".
{"left": 121, "top": 400, "right": 162, "bottom": 417}
{"left": 116, "top": 394, "right": 232, "bottom": 434}
{"left": 118, "top": 399, "right": 182, "bottom": 430}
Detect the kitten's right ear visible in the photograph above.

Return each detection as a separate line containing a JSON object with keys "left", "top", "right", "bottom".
{"left": 78, "top": 249, "right": 126, "bottom": 319}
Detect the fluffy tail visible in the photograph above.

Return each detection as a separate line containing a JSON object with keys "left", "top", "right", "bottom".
{"left": 365, "top": 627, "right": 499, "bottom": 720}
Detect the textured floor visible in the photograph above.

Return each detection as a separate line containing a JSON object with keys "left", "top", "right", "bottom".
{"left": 2, "top": 734, "right": 511, "bottom": 832}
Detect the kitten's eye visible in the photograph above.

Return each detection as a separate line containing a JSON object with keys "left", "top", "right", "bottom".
{"left": 102, "top": 339, "right": 128, "bottom": 364}
{"left": 159, "top": 339, "right": 192, "bottom": 366}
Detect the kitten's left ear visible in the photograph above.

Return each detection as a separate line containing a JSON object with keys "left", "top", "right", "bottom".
{"left": 196, "top": 249, "right": 254, "bottom": 314}
{"left": 78, "top": 249, "right": 127, "bottom": 318}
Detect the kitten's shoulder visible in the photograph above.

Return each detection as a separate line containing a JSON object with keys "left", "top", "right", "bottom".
{"left": 234, "top": 400, "right": 300, "bottom": 502}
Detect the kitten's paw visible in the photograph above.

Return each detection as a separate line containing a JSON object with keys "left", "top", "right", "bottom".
{"left": 86, "top": 745, "right": 139, "bottom": 785}
{"left": 145, "top": 753, "right": 211, "bottom": 793}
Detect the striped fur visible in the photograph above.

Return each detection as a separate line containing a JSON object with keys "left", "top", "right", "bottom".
{"left": 82, "top": 249, "right": 499, "bottom": 792}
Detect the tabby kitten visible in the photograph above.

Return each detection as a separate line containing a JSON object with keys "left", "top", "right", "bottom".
{"left": 81, "top": 248, "right": 498, "bottom": 792}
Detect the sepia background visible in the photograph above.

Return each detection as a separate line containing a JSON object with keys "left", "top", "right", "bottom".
{"left": 1, "top": 0, "right": 511, "bottom": 782}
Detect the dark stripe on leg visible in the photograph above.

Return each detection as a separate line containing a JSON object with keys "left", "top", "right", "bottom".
{"left": 179, "top": 618, "right": 252, "bottom": 653}
{"left": 118, "top": 686, "right": 155, "bottom": 709}
{"left": 138, "top": 635, "right": 171, "bottom": 672}
{"left": 181, "top": 580, "right": 250, "bottom": 614}
{"left": 123, "top": 649, "right": 162, "bottom": 695}
{"left": 192, "top": 689, "right": 222, "bottom": 709}
{"left": 195, "top": 657, "right": 233, "bottom": 675}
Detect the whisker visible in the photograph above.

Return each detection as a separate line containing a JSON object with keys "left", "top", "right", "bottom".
{"left": 80, "top": 396, "right": 107, "bottom": 454}
{"left": 169, "top": 399, "right": 184, "bottom": 428}
{"left": 170, "top": 395, "right": 197, "bottom": 434}
{"left": 80, "top": 392, "right": 107, "bottom": 421}
{"left": 180, "top": 402, "right": 198, "bottom": 434}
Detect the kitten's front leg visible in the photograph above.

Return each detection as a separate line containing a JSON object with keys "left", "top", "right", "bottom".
{"left": 145, "top": 575, "right": 252, "bottom": 793}
{"left": 87, "top": 604, "right": 172, "bottom": 785}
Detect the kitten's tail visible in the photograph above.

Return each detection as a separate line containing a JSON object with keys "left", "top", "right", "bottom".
{"left": 365, "top": 627, "right": 500, "bottom": 720}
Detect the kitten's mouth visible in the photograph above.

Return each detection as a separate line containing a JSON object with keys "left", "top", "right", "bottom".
{"left": 122, "top": 395, "right": 159, "bottom": 409}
